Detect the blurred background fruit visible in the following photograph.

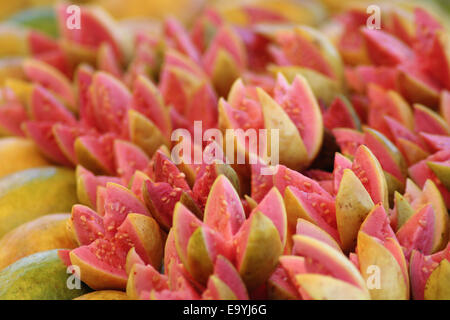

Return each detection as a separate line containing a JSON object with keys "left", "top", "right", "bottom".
{"left": 0, "top": 0, "right": 448, "bottom": 301}
{"left": 1, "top": 0, "right": 449, "bottom": 25}
{"left": 0, "top": 137, "right": 50, "bottom": 178}
{"left": 0, "top": 213, "right": 77, "bottom": 270}
{"left": 0, "top": 167, "right": 77, "bottom": 238}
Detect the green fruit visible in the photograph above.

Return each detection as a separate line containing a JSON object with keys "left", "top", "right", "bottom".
{"left": 0, "top": 250, "right": 90, "bottom": 300}
{"left": 0, "top": 167, "right": 77, "bottom": 239}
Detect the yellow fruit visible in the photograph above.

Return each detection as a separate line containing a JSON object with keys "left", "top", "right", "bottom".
{"left": 97, "top": 0, "right": 205, "bottom": 23}
{"left": 214, "top": 0, "right": 326, "bottom": 26}
{"left": 0, "top": 57, "right": 26, "bottom": 85}
{"left": 0, "top": 213, "right": 77, "bottom": 270}
{"left": 0, "top": 166, "right": 77, "bottom": 239}
{"left": 74, "top": 290, "right": 129, "bottom": 300}
{"left": 4, "top": 78, "right": 33, "bottom": 108}
{"left": 0, "top": 137, "right": 50, "bottom": 178}
{"left": 0, "top": 25, "right": 28, "bottom": 57}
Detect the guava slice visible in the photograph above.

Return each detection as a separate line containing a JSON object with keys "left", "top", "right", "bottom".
{"left": 409, "top": 151, "right": 450, "bottom": 208}
{"left": 164, "top": 17, "right": 201, "bottom": 64}
{"left": 357, "top": 231, "right": 409, "bottom": 300}
{"left": 114, "top": 140, "right": 150, "bottom": 183}
{"left": 292, "top": 235, "right": 368, "bottom": 292}
{"left": 409, "top": 244, "right": 449, "bottom": 300}
{"left": 143, "top": 181, "right": 183, "bottom": 231}
{"left": 153, "top": 150, "right": 190, "bottom": 191}
{"left": 397, "top": 61, "right": 441, "bottom": 108}
{"left": 267, "top": 266, "right": 301, "bottom": 300}
{"left": 250, "top": 160, "right": 274, "bottom": 202}
{"left": 273, "top": 164, "right": 332, "bottom": 199}
{"left": 295, "top": 274, "right": 370, "bottom": 300}
{"left": 333, "top": 152, "right": 353, "bottom": 193}
{"left": 126, "top": 263, "right": 168, "bottom": 300}
{"left": 172, "top": 203, "right": 203, "bottom": 270}
{"left": 420, "top": 133, "right": 450, "bottom": 152}
{"left": 74, "top": 64, "right": 95, "bottom": 126}
{"left": 75, "top": 165, "right": 121, "bottom": 209}
{"left": 57, "top": 4, "right": 127, "bottom": 63}
{"left": 30, "top": 85, "right": 76, "bottom": 125}
{"left": 0, "top": 101, "right": 28, "bottom": 137}
{"left": 336, "top": 169, "right": 374, "bottom": 252}
{"left": 102, "top": 182, "right": 150, "bottom": 237}
{"left": 367, "top": 84, "right": 413, "bottom": 140}
{"left": 97, "top": 42, "right": 122, "bottom": 79}
{"left": 23, "top": 58, "right": 75, "bottom": 108}
{"left": 362, "top": 28, "right": 413, "bottom": 66}
{"left": 384, "top": 115, "right": 428, "bottom": 150}
{"left": 396, "top": 204, "right": 435, "bottom": 259}
{"left": 345, "top": 65, "right": 398, "bottom": 93}
{"left": 332, "top": 128, "right": 364, "bottom": 156}
{"left": 203, "top": 255, "right": 249, "bottom": 300}
{"left": 284, "top": 186, "right": 338, "bottom": 242}
{"left": 193, "top": 160, "right": 240, "bottom": 208}
{"left": 203, "top": 175, "right": 246, "bottom": 241}
{"left": 71, "top": 204, "right": 104, "bottom": 246}
{"left": 53, "top": 124, "right": 90, "bottom": 165}
{"left": 363, "top": 127, "right": 407, "bottom": 182}
{"left": 75, "top": 134, "right": 115, "bottom": 175}
{"left": 130, "top": 75, "right": 172, "bottom": 139}
{"left": 323, "top": 95, "right": 361, "bottom": 131}
{"left": 23, "top": 121, "right": 72, "bottom": 166}
{"left": 275, "top": 26, "right": 342, "bottom": 80}
{"left": 90, "top": 71, "right": 131, "bottom": 137}
{"left": 273, "top": 73, "right": 323, "bottom": 163}
{"left": 186, "top": 226, "right": 232, "bottom": 285}
{"left": 296, "top": 218, "right": 342, "bottom": 253}
{"left": 258, "top": 87, "right": 308, "bottom": 170}
{"left": 234, "top": 211, "right": 283, "bottom": 291}
{"left": 352, "top": 145, "right": 389, "bottom": 210}
{"left": 414, "top": 103, "right": 450, "bottom": 135}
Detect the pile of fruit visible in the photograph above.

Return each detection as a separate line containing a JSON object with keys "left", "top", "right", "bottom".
{"left": 0, "top": 0, "right": 449, "bottom": 300}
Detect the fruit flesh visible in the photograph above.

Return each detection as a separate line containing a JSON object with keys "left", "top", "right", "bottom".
{"left": 1, "top": 2, "right": 450, "bottom": 302}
